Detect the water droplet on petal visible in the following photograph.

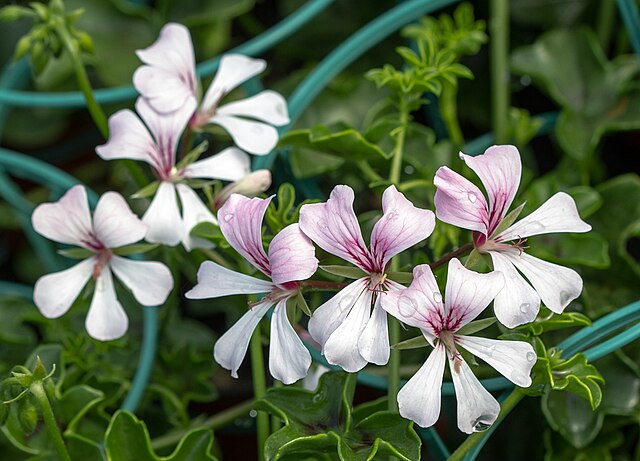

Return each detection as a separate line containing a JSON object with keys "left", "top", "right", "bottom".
{"left": 472, "top": 418, "right": 493, "bottom": 432}
{"left": 398, "top": 295, "right": 417, "bottom": 317}
{"left": 526, "top": 352, "right": 536, "bottom": 362}
{"left": 318, "top": 220, "right": 328, "bottom": 230}
{"left": 467, "top": 192, "right": 477, "bottom": 203}
{"left": 338, "top": 297, "right": 354, "bottom": 312}
{"left": 224, "top": 213, "right": 234, "bottom": 222}
{"left": 510, "top": 371, "right": 528, "bottom": 386}
{"left": 519, "top": 303, "right": 530, "bottom": 314}
{"left": 252, "top": 125, "right": 263, "bottom": 134}
{"left": 559, "top": 290, "right": 573, "bottom": 306}
{"left": 485, "top": 344, "right": 497, "bottom": 357}
{"left": 526, "top": 221, "right": 545, "bottom": 234}
{"left": 433, "top": 292, "right": 443, "bottom": 303}
{"left": 386, "top": 211, "right": 397, "bottom": 220}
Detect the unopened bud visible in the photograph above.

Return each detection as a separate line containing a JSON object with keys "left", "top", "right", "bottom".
{"left": 214, "top": 170, "right": 272, "bottom": 211}
{"left": 0, "top": 6, "right": 36, "bottom": 22}
{"left": 13, "top": 35, "right": 32, "bottom": 61}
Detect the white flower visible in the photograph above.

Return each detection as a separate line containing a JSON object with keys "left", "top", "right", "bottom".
{"left": 133, "top": 23, "right": 289, "bottom": 155}
{"left": 32, "top": 185, "right": 173, "bottom": 341}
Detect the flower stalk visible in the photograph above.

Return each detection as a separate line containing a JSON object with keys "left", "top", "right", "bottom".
{"left": 250, "top": 326, "right": 269, "bottom": 461}
{"left": 30, "top": 381, "right": 71, "bottom": 461}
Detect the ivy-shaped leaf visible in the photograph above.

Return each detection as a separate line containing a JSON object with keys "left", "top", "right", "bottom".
{"left": 105, "top": 410, "right": 218, "bottom": 461}
{"left": 513, "top": 307, "right": 592, "bottom": 336}
{"left": 548, "top": 350, "right": 605, "bottom": 409}
{"left": 255, "top": 372, "right": 420, "bottom": 461}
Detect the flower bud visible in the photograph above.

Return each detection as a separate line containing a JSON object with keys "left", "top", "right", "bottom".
{"left": 0, "top": 6, "right": 36, "bottom": 22}
{"left": 17, "top": 396, "right": 39, "bottom": 434}
{"left": 214, "top": 170, "right": 272, "bottom": 211}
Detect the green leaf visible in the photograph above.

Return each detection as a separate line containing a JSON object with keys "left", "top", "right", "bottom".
{"left": 491, "top": 202, "right": 526, "bottom": 237}
{"left": 513, "top": 308, "right": 591, "bottom": 336}
{"left": 175, "top": 140, "right": 209, "bottom": 170}
{"left": 112, "top": 243, "right": 159, "bottom": 256}
{"left": 57, "top": 248, "right": 94, "bottom": 259}
{"left": 456, "top": 317, "right": 496, "bottom": 335}
{"left": 288, "top": 148, "right": 345, "bottom": 179}
{"left": 529, "top": 232, "right": 610, "bottom": 269}
{"left": 385, "top": 271, "right": 412, "bottom": 284}
{"left": 549, "top": 352, "right": 604, "bottom": 410}
{"left": 320, "top": 265, "right": 368, "bottom": 280}
{"left": 542, "top": 391, "right": 604, "bottom": 449}
{"left": 105, "top": 410, "right": 217, "bottom": 461}
{"left": 391, "top": 335, "right": 429, "bottom": 351}
{"left": 296, "top": 291, "right": 312, "bottom": 317}
{"left": 131, "top": 181, "right": 160, "bottom": 199}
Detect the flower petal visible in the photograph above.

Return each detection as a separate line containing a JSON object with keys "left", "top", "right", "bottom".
{"left": 308, "top": 278, "right": 368, "bottom": 348}
{"left": 434, "top": 166, "right": 489, "bottom": 235}
{"left": 456, "top": 335, "right": 535, "bottom": 387}
{"left": 134, "top": 23, "right": 197, "bottom": 113}
{"left": 269, "top": 299, "right": 312, "bottom": 384}
{"left": 93, "top": 192, "right": 147, "bottom": 248}
{"left": 175, "top": 184, "right": 216, "bottom": 252}
{"left": 357, "top": 296, "right": 389, "bottom": 366}
{"left": 142, "top": 181, "right": 183, "bottom": 246}
{"left": 209, "top": 115, "right": 279, "bottom": 155}
{"left": 496, "top": 192, "right": 592, "bottom": 242}
{"left": 85, "top": 269, "right": 129, "bottom": 341}
{"left": 489, "top": 251, "right": 540, "bottom": 327}
{"left": 183, "top": 147, "right": 250, "bottom": 181}
{"left": 109, "top": 255, "right": 173, "bottom": 306}
{"left": 445, "top": 258, "right": 504, "bottom": 331}
{"left": 299, "top": 185, "right": 374, "bottom": 272}
{"left": 323, "top": 287, "right": 372, "bottom": 372}
{"left": 502, "top": 250, "right": 583, "bottom": 314}
{"left": 370, "top": 185, "right": 435, "bottom": 269}
{"left": 32, "top": 185, "right": 93, "bottom": 247}
{"left": 201, "top": 54, "right": 266, "bottom": 111}
{"left": 460, "top": 145, "right": 521, "bottom": 235}
{"left": 449, "top": 356, "right": 500, "bottom": 434}
{"left": 96, "top": 110, "right": 163, "bottom": 173}
{"left": 268, "top": 224, "right": 318, "bottom": 285}
{"left": 185, "top": 260, "right": 274, "bottom": 299}
{"left": 33, "top": 257, "right": 95, "bottom": 318}
{"left": 398, "top": 343, "right": 446, "bottom": 428}
{"left": 217, "top": 90, "right": 289, "bottom": 125}
{"left": 214, "top": 301, "right": 272, "bottom": 378}
{"left": 218, "top": 194, "right": 272, "bottom": 276}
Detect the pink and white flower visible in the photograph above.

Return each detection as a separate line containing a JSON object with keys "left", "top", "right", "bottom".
{"left": 380, "top": 259, "right": 536, "bottom": 433}
{"left": 96, "top": 97, "right": 250, "bottom": 250}
{"left": 185, "top": 194, "right": 319, "bottom": 384}
{"left": 434, "top": 145, "right": 591, "bottom": 327}
{"left": 133, "top": 23, "right": 289, "bottom": 155}
{"left": 299, "top": 185, "right": 435, "bottom": 372}
{"left": 32, "top": 185, "right": 173, "bottom": 341}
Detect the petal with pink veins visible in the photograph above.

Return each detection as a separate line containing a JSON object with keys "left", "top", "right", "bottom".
{"left": 214, "top": 301, "right": 272, "bottom": 378}
{"left": 357, "top": 296, "right": 390, "bottom": 365}
{"left": 380, "top": 278, "right": 438, "bottom": 336}
{"left": 496, "top": 192, "right": 592, "bottom": 242}
{"left": 434, "top": 166, "right": 489, "bottom": 235}
{"left": 85, "top": 269, "right": 129, "bottom": 341}
{"left": 142, "top": 181, "right": 182, "bottom": 246}
{"left": 201, "top": 54, "right": 266, "bottom": 111}
{"left": 308, "top": 278, "right": 368, "bottom": 348}
{"left": 456, "top": 335, "right": 535, "bottom": 387}
{"left": 269, "top": 299, "right": 312, "bottom": 384}
{"left": 175, "top": 184, "right": 216, "bottom": 251}
{"left": 449, "top": 356, "right": 500, "bottom": 434}
{"left": 460, "top": 145, "right": 521, "bottom": 234}
{"left": 32, "top": 185, "right": 93, "bottom": 248}
{"left": 218, "top": 194, "right": 272, "bottom": 276}
{"left": 445, "top": 258, "right": 504, "bottom": 331}
{"left": 134, "top": 23, "right": 197, "bottom": 113}
{"left": 33, "top": 257, "right": 95, "bottom": 318}
{"left": 185, "top": 261, "right": 274, "bottom": 299}
{"left": 398, "top": 343, "right": 446, "bottom": 428}
{"left": 217, "top": 90, "right": 290, "bottom": 125}
{"left": 209, "top": 115, "right": 279, "bottom": 155}
{"left": 109, "top": 255, "right": 173, "bottom": 306}
{"left": 299, "top": 185, "right": 374, "bottom": 272}
{"left": 502, "top": 251, "right": 583, "bottom": 314}
{"left": 268, "top": 224, "right": 318, "bottom": 285}
{"left": 93, "top": 192, "right": 147, "bottom": 248}
{"left": 370, "top": 185, "right": 435, "bottom": 269}
{"left": 490, "top": 251, "right": 540, "bottom": 327}
{"left": 183, "top": 147, "right": 250, "bottom": 181}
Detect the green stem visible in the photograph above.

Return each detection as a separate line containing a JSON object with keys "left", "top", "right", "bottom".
{"left": 270, "top": 380, "right": 283, "bottom": 432}
{"left": 398, "top": 179, "right": 432, "bottom": 192}
{"left": 30, "top": 382, "right": 71, "bottom": 461}
{"left": 490, "top": 0, "right": 510, "bottom": 144}
{"left": 447, "top": 387, "right": 524, "bottom": 461}
{"left": 54, "top": 21, "right": 108, "bottom": 139}
{"left": 596, "top": 0, "right": 616, "bottom": 49}
{"left": 440, "top": 83, "right": 464, "bottom": 148}
{"left": 150, "top": 399, "right": 254, "bottom": 451}
{"left": 389, "top": 98, "right": 409, "bottom": 185}
{"left": 357, "top": 159, "right": 383, "bottom": 183}
{"left": 250, "top": 325, "right": 268, "bottom": 461}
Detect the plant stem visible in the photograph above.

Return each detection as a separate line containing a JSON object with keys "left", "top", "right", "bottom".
{"left": 302, "top": 280, "right": 348, "bottom": 291}
{"left": 447, "top": 387, "right": 524, "bottom": 461}
{"left": 30, "top": 382, "right": 71, "bottom": 461}
{"left": 596, "top": 0, "right": 616, "bottom": 49}
{"left": 150, "top": 399, "right": 254, "bottom": 451}
{"left": 389, "top": 98, "right": 409, "bottom": 185}
{"left": 490, "top": 0, "right": 510, "bottom": 144}
{"left": 357, "top": 159, "right": 383, "bottom": 183}
{"left": 440, "top": 83, "right": 464, "bottom": 148}
{"left": 430, "top": 243, "right": 473, "bottom": 270}
{"left": 54, "top": 20, "right": 108, "bottom": 139}
{"left": 270, "top": 380, "right": 283, "bottom": 432}
{"left": 250, "top": 325, "right": 268, "bottom": 461}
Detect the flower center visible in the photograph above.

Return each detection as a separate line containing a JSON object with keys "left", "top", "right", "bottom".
{"left": 474, "top": 231, "right": 529, "bottom": 255}
{"left": 438, "top": 330, "right": 463, "bottom": 373}
{"left": 93, "top": 248, "right": 112, "bottom": 280}
{"left": 367, "top": 272, "right": 388, "bottom": 294}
